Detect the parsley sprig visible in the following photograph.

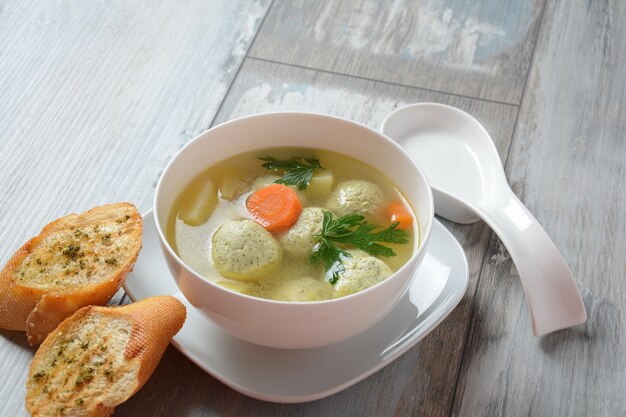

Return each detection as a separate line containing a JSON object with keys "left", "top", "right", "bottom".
{"left": 311, "top": 211, "right": 409, "bottom": 284}
{"left": 259, "top": 157, "right": 323, "bottom": 190}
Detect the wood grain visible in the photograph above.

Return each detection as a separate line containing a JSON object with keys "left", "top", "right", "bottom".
{"left": 1, "top": 0, "right": 623, "bottom": 415}
{"left": 250, "top": 0, "right": 545, "bottom": 104}
{"left": 450, "top": 0, "right": 626, "bottom": 416}
{"left": 111, "top": 58, "right": 518, "bottom": 417}
{"left": 0, "top": 0, "right": 271, "bottom": 415}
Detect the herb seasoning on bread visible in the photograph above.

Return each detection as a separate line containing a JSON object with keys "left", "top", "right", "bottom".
{"left": 25, "top": 296, "right": 186, "bottom": 417}
{"left": 0, "top": 203, "right": 142, "bottom": 344}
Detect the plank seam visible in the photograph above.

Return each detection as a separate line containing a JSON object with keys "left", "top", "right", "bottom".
{"left": 209, "top": 0, "right": 277, "bottom": 128}
{"left": 502, "top": 1, "right": 551, "bottom": 173}
{"left": 115, "top": 0, "right": 277, "bottom": 306}
{"left": 246, "top": 56, "right": 520, "bottom": 108}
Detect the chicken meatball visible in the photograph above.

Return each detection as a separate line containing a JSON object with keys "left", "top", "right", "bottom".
{"left": 333, "top": 250, "right": 393, "bottom": 297}
{"left": 273, "top": 277, "right": 333, "bottom": 302}
{"left": 278, "top": 207, "right": 325, "bottom": 256}
{"left": 212, "top": 220, "right": 283, "bottom": 281}
{"left": 325, "top": 180, "right": 384, "bottom": 217}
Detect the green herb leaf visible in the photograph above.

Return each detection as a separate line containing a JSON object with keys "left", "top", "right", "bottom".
{"left": 259, "top": 157, "right": 323, "bottom": 190}
{"left": 310, "top": 211, "right": 409, "bottom": 284}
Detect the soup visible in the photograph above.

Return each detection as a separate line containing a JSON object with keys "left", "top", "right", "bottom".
{"left": 166, "top": 148, "right": 418, "bottom": 301}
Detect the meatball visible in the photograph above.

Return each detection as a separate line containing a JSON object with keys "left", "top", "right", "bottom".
{"left": 273, "top": 277, "right": 333, "bottom": 302}
{"left": 333, "top": 250, "right": 393, "bottom": 297}
{"left": 325, "top": 180, "right": 384, "bottom": 217}
{"left": 212, "top": 220, "right": 283, "bottom": 281}
{"left": 278, "top": 207, "right": 325, "bottom": 256}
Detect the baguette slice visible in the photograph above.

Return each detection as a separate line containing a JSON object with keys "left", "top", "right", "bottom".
{"left": 26, "top": 296, "right": 186, "bottom": 417}
{"left": 0, "top": 203, "right": 142, "bottom": 344}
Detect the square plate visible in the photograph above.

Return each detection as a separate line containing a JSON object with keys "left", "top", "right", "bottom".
{"left": 124, "top": 211, "right": 468, "bottom": 403}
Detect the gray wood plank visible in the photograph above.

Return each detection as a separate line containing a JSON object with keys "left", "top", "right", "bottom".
{"left": 450, "top": 0, "right": 626, "bottom": 416}
{"left": 0, "top": 0, "right": 271, "bottom": 415}
{"left": 113, "top": 58, "right": 518, "bottom": 417}
{"left": 0, "top": 330, "right": 34, "bottom": 417}
{"left": 250, "top": 0, "right": 545, "bottom": 104}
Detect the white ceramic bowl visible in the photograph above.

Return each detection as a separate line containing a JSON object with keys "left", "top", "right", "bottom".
{"left": 154, "top": 112, "right": 434, "bottom": 349}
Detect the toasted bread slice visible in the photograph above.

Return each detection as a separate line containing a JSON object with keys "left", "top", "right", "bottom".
{"left": 0, "top": 203, "right": 142, "bottom": 344}
{"left": 26, "top": 296, "right": 186, "bottom": 417}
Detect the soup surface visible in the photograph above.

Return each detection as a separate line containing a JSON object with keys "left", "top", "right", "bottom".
{"left": 167, "top": 147, "right": 418, "bottom": 301}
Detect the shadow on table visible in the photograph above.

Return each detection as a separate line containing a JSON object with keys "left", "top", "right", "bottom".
{"left": 0, "top": 329, "right": 34, "bottom": 353}
{"left": 115, "top": 339, "right": 429, "bottom": 417}
{"left": 539, "top": 284, "right": 622, "bottom": 353}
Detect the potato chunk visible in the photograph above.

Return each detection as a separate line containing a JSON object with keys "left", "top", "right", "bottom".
{"left": 305, "top": 169, "right": 334, "bottom": 197}
{"left": 251, "top": 174, "right": 281, "bottom": 191}
{"left": 178, "top": 178, "right": 218, "bottom": 226}
{"left": 220, "top": 166, "right": 252, "bottom": 200}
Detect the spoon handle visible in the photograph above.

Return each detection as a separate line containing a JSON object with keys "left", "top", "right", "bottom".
{"left": 478, "top": 191, "right": 586, "bottom": 336}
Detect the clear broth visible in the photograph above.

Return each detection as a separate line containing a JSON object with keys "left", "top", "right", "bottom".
{"left": 166, "top": 147, "right": 418, "bottom": 301}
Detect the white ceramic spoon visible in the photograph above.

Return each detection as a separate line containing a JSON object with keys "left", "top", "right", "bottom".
{"left": 381, "top": 103, "right": 586, "bottom": 336}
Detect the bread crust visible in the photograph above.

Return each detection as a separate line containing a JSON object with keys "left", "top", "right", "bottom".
{"left": 25, "top": 296, "right": 186, "bottom": 417}
{"left": 117, "top": 296, "right": 187, "bottom": 393}
{"left": 0, "top": 203, "right": 142, "bottom": 344}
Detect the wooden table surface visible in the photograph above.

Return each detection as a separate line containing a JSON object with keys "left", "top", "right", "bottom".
{"left": 1, "top": 1, "right": 624, "bottom": 416}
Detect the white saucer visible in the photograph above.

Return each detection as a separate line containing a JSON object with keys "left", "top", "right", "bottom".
{"left": 124, "top": 210, "right": 468, "bottom": 403}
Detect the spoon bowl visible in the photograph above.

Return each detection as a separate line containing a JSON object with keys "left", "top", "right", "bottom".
{"left": 381, "top": 105, "right": 497, "bottom": 223}
{"left": 381, "top": 103, "right": 586, "bottom": 336}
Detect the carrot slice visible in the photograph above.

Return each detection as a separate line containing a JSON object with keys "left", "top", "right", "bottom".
{"left": 246, "top": 184, "right": 303, "bottom": 232}
{"left": 386, "top": 201, "right": 413, "bottom": 230}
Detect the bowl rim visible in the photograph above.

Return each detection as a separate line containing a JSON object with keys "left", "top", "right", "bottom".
{"left": 153, "top": 111, "right": 435, "bottom": 306}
